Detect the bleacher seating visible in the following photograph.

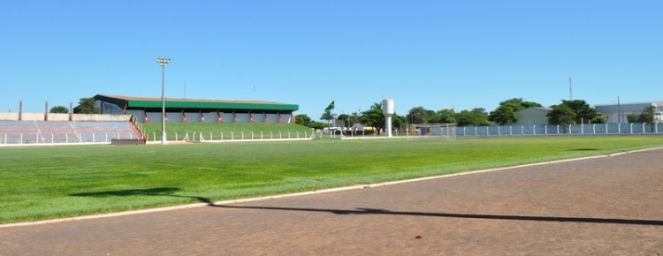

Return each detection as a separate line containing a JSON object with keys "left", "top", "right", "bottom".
{"left": 0, "top": 121, "right": 143, "bottom": 145}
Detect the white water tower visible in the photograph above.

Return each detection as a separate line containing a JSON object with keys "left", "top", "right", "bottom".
{"left": 382, "top": 98, "right": 394, "bottom": 137}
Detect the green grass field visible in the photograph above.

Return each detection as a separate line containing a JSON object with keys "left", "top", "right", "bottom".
{"left": 1, "top": 136, "right": 662, "bottom": 224}
{"left": 139, "top": 123, "right": 313, "bottom": 141}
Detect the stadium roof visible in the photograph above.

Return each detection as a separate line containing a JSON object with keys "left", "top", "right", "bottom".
{"left": 94, "top": 95, "right": 299, "bottom": 112}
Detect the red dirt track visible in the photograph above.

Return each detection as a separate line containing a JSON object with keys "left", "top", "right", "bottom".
{"left": 2, "top": 149, "right": 663, "bottom": 255}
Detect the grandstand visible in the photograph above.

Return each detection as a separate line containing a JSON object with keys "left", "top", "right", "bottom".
{"left": 1, "top": 95, "right": 303, "bottom": 145}
{"left": 94, "top": 95, "right": 299, "bottom": 124}
{"left": 0, "top": 120, "right": 142, "bottom": 145}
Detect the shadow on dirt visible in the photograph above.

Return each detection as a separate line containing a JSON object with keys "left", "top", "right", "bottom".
{"left": 71, "top": 187, "right": 663, "bottom": 227}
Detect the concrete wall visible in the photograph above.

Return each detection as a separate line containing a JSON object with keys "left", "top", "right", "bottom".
{"left": 0, "top": 112, "right": 131, "bottom": 121}
{"left": 0, "top": 113, "right": 19, "bottom": 121}
{"left": 48, "top": 113, "right": 69, "bottom": 121}
{"left": 137, "top": 111, "right": 294, "bottom": 124}
{"left": 514, "top": 108, "right": 550, "bottom": 126}
{"left": 202, "top": 113, "right": 218, "bottom": 123}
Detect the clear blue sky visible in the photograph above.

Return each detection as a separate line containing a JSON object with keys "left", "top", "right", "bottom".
{"left": 2, "top": 0, "right": 661, "bottom": 120}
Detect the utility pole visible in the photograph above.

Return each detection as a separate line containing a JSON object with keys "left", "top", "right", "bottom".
{"left": 157, "top": 57, "right": 171, "bottom": 145}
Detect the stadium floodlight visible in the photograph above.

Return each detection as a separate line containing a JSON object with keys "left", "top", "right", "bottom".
{"left": 157, "top": 57, "right": 171, "bottom": 145}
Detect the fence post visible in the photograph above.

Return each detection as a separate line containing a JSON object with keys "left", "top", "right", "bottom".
{"left": 92, "top": 133, "right": 95, "bottom": 143}
{"left": 580, "top": 124, "right": 584, "bottom": 135}
{"left": 544, "top": 125, "right": 548, "bottom": 135}
{"left": 630, "top": 123, "right": 633, "bottom": 134}
{"left": 656, "top": 122, "right": 659, "bottom": 134}
{"left": 509, "top": 126, "right": 512, "bottom": 136}
{"left": 270, "top": 131, "right": 273, "bottom": 139}
{"left": 593, "top": 124, "right": 596, "bottom": 135}
{"left": 642, "top": 123, "right": 646, "bottom": 134}
{"left": 288, "top": 131, "right": 291, "bottom": 139}
{"left": 51, "top": 133, "right": 54, "bottom": 144}
{"left": 36, "top": 133, "right": 39, "bottom": 144}
{"left": 463, "top": 127, "right": 466, "bottom": 137}
{"left": 231, "top": 131, "right": 234, "bottom": 140}
{"left": 20, "top": 134, "right": 23, "bottom": 144}
{"left": 605, "top": 123, "right": 608, "bottom": 134}
{"left": 279, "top": 131, "right": 282, "bottom": 139}
{"left": 65, "top": 133, "right": 68, "bottom": 143}
{"left": 533, "top": 125, "right": 536, "bottom": 136}
{"left": 221, "top": 131, "right": 224, "bottom": 140}
{"left": 261, "top": 131, "right": 264, "bottom": 140}
{"left": 568, "top": 124, "right": 572, "bottom": 135}
{"left": 618, "top": 123, "right": 621, "bottom": 134}
{"left": 210, "top": 131, "right": 213, "bottom": 140}
{"left": 242, "top": 131, "right": 245, "bottom": 140}
{"left": 521, "top": 126, "right": 524, "bottom": 136}
{"left": 556, "top": 125, "right": 560, "bottom": 135}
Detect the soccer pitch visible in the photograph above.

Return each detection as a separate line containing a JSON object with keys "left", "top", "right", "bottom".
{"left": 1, "top": 136, "right": 662, "bottom": 224}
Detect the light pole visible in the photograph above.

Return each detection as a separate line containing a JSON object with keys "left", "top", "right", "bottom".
{"left": 157, "top": 57, "right": 171, "bottom": 144}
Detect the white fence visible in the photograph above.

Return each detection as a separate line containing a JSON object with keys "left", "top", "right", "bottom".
{"left": 0, "top": 120, "right": 142, "bottom": 146}
{"left": 0, "top": 132, "right": 139, "bottom": 146}
{"left": 146, "top": 130, "right": 315, "bottom": 143}
{"left": 455, "top": 123, "right": 662, "bottom": 137}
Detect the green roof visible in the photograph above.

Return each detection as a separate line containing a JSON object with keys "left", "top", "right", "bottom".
{"left": 95, "top": 95, "right": 299, "bottom": 112}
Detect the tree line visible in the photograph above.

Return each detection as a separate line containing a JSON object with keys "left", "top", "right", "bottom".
{"left": 296, "top": 98, "right": 657, "bottom": 132}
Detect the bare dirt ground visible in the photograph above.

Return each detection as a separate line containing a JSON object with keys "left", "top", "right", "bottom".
{"left": 2, "top": 149, "right": 663, "bottom": 256}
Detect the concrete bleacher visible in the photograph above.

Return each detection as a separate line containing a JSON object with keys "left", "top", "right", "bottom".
{"left": 0, "top": 121, "right": 143, "bottom": 145}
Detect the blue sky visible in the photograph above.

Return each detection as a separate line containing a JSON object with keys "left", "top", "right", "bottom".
{"left": 2, "top": 0, "right": 661, "bottom": 119}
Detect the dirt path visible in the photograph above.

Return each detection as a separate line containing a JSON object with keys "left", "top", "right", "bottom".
{"left": 2, "top": 149, "right": 663, "bottom": 255}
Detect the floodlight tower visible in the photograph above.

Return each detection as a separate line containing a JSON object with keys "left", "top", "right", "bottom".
{"left": 157, "top": 57, "right": 171, "bottom": 145}
{"left": 382, "top": 99, "right": 394, "bottom": 137}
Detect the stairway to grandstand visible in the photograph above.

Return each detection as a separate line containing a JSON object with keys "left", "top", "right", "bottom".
{"left": 0, "top": 121, "right": 144, "bottom": 145}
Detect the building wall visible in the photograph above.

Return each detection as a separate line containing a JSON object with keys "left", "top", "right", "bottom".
{"left": 514, "top": 108, "right": 551, "bottom": 126}
{"left": 596, "top": 102, "right": 661, "bottom": 123}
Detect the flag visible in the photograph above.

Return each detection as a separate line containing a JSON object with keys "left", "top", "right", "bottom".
{"left": 325, "top": 101, "right": 335, "bottom": 111}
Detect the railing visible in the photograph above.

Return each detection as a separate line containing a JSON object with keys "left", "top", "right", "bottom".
{"left": 454, "top": 122, "right": 661, "bottom": 137}
{"left": 0, "top": 132, "right": 139, "bottom": 146}
{"left": 145, "top": 129, "right": 315, "bottom": 143}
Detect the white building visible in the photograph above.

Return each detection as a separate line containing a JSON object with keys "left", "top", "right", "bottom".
{"left": 595, "top": 101, "right": 663, "bottom": 123}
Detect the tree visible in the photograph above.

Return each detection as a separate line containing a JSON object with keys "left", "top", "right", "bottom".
{"left": 74, "top": 97, "right": 100, "bottom": 114}
{"left": 544, "top": 99, "right": 602, "bottom": 125}
{"left": 638, "top": 106, "right": 656, "bottom": 124}
{"left": 406, "top": 107, "right": 429, "bottom": 124}
{"left": 437, "top": 109, "right": 456, "bottom": 124}
{"left": 489, "top": 98, "right": 542, "bottom": 125}
{"left": 337, "top": 114, "right": 350, "bottom": 127}
{"left": 392, "top": 114, "right": 407, "bottom": 130}
{"left": 560, "top": 100, "right": 599, "bottom": 124}
{"left": 295, "top": 114, "right": 312, "bottom": 127}
{"left": 360, "top": 102, "right": 385, "bottom": 134}
{"left": 320, "top": 101, "right": 335, "bottom": 123}
{"left": 547, "top": 104, "right": 576, "bottom": 125}
{"left": 455, "top": 108, "right": 490, "bottom": 126}
{"left": 320, "top": 111, "right": 333, "bottom": 123}
{"left": 49, "top": 106, "right": 69, "bottom": 113}
{"left": 627, "top": 106, "right": 656, "bottom": 124}
{"left": 591, "top": 114, "right": 608, "bottom": 124}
